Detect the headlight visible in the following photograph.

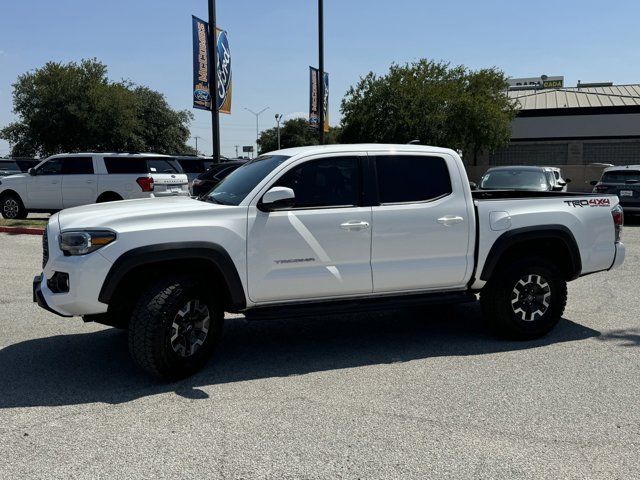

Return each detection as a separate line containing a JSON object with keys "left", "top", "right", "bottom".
{"left": 59, "top": 231, "right": 116, "bottom": 255}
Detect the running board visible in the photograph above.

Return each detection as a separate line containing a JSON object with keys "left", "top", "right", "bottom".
{"left": 243, "top": 291, "right": 476, "bottom": 321}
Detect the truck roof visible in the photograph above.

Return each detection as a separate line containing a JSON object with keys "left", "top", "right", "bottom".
{"left": 266, "top": 144, "right": 458, "bottom": 158}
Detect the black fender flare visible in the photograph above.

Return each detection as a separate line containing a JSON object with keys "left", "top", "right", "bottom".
{"left": 480, "top": 225, "right": 582, "bottom": 281}
{"left": 98, "top": 242, "right": 246, "bottom": 310}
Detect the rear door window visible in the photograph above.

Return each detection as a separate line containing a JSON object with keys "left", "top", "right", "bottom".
{"left": 104, "top": 157, "right": 181, "bottom": 174}
{"left": 62, "top": 157, "right": 94, "bottom": 174}
{"left": 375, "top": 155, "right": 452, "bottom": 203}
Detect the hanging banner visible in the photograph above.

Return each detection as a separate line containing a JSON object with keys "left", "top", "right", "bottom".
{"left": 192, "top": 16, "right": 211, "bottom": 110}
{"left": 216, "top": 28, "right": 232, "bottom": 114}
{"left": 192, "top": 16, "right": 232, "bottom": 114}
{"left": 309, "top": 66, "right": 329, "bottom": 132}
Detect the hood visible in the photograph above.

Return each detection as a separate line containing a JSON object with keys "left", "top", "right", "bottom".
{"left": 57, "top": 196, "right": 231, "bottom": 231}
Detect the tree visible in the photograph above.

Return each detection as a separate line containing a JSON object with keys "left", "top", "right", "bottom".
{"left": 339, "top": 59, "right": 518, "bottom": 164}
{"left": 0, "top": 59, "right": 195, "bottom": 157}
{"left": 257, "top": 117, "right": 341, "bottom": 154}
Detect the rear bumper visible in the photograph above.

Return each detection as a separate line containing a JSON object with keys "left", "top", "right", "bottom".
{"left": 610, "top": 242, "right": 626, "bottom": 270}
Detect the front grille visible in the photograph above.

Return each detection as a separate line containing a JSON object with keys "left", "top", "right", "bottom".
{"left": 42, "top": 227, "right": 49, "bottom": 269}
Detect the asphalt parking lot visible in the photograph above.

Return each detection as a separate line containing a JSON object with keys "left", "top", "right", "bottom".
{"left": 0, "top": 227, "right": 638, "bottom": 479}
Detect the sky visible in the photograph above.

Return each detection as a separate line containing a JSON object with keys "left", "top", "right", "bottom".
{"left": 1, "top": 0, "right": 640, "bottom": 158}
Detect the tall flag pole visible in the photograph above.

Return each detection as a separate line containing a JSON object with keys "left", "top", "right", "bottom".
{"left": 208, "top": 0, "right": 220, "bottom": 161}
{"left": 318, "top": 0, "right": 324, "bottom": 145}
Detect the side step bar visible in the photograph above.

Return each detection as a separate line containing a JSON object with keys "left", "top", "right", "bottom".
{"left": 244, "top": 291, "right": 477, "bottom": 321}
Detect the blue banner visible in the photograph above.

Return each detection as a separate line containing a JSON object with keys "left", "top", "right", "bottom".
{"left": 309, "top": 67, "right": 329, "bottom": 132}
{"left": 192, "top": 16, "right": 211, "bottom": 110}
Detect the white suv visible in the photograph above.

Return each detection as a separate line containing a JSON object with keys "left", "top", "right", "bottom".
{"left": 0, "top": 153, "right": 189, "bottom": 219}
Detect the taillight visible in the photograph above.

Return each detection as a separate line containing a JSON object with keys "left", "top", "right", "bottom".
{"left": 593, "top": 184, "right": 608, "bottom": 193}
{"left": 612, "top": 205, "right": 623, "bottom": 242}
{"left": 136, "top": 177, "right": 154, "bottom": 192}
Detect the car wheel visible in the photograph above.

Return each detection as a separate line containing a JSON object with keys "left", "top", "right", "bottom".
{"left": 1, "top": 193, "right": 27, "bottom": 219}
{"left": 96, "top": 192, "right": 123, "bottom": 203}
{"left": 128, "top": 275, "right": 224, "bottom": 380}
{"left": 480, "top": 257, "right": 567, "bottom": 340}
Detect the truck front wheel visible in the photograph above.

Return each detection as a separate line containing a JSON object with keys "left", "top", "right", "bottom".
{"left": 128, "top": 275, "right": 224, "bottom": 380}
{"left": 480, "top": 257, "right": 567, "bottom": 340}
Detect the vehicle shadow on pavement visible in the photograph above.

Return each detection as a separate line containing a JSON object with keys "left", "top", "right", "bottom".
{"left": 0, "top": 303, "right": 600, "bottom": 408}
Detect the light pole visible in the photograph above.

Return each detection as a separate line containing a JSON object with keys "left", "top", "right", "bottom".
{"left": 193, "top": 136, "right": 202, "bottom": 155}
{"left": 245, "top": 106, "right": 269, "bottom": 156}
{"left": 275, "top": 113, "right": 283, "bottom": 150}
{"left": 207, "top": 0, "right": 220, "bottom": 162}
{"left": 318, "top": 0, "right": 324, "bottom": 145}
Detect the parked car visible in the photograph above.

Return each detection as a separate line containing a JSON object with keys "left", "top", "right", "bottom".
{"left": 191, "top": 161, "right": 246, "bottom": 197}
{"left": 174, "top": 155, "right": 232, "bottom": 185}
{"left": 33, "top": 144, "right": 625, "bottom": 380}
{"left": 479, "top": 166, "right": 556, "bottom": 191}
{"left": 0, "top": 158, "right": 39, "bottom": 177}
{"left": 591, "top": 165, "right": 640, "bottom": 214}
{"left": 542, "top": 167, "right": 571, "bottom": 191}
{"left": 0, "top": 153, "right": 189, "bottom": 219}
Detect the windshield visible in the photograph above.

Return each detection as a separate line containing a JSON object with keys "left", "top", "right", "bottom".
{"left": 602, "top": 170, "right": 640, "bottom": 183}
{"left": 206, "top": 155, "right": 290, "bottom": 205}
{"left": 480, "top": 170, "right": 550, "bottom": 191}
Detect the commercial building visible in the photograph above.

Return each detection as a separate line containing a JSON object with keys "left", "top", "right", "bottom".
{"left": 468, "top": 79, "right": 640, "bottom": 190}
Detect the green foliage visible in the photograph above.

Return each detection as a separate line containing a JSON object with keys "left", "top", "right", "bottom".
{"left": 257, "top": 117, "right": 341, "bottom": 154}
{"left": 0, "top": 59, "right": 195, "bottom": 157}
{"left": 339, "top": 59, "right": 518, "bottom": 164}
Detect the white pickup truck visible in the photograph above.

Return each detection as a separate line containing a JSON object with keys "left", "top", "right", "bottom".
{"left": 33, "top": 144, "right": 625, "bottom": 379}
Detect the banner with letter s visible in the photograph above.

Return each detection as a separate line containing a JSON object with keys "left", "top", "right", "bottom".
{"left": 192, "top": 16, "right": 232, "bottom": 114}
{"left": 309, "top": 66, "right": 329, "bottom": 132}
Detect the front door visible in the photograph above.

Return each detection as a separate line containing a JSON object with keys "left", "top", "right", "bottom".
{"left": 61, "top": 156, "right": 97, "bottom": 208}
{"left": 370, "top": 153, "right": 473, "bottom": 292}
{"left": 26, "top": 158, "right": 63, "bottom": 210}
{"left": 247, "top": 155, "right": 373, "bottom": 303}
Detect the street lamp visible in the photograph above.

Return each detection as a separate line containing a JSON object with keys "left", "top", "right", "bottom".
{"left": 275, "top": 113, "right": 284, "bottom": 150}
{"left": 245, "top": 106, "right": 269, "bottom": 157}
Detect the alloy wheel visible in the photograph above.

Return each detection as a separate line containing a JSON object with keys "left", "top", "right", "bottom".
{"left": 3, "top": 199, "right": 19, "bottom": 219}
{"left": 170, "top": 299, "right": 211, "bottom": 357}
{"left": 511, "top": 274, "right": 551, "bottom": 322}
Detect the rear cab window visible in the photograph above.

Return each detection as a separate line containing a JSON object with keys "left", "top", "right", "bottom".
{"left": 374, "top": 155, "right": 452, "bottom": 204}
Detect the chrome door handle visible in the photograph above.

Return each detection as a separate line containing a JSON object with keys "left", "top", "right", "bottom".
{"left": 340, "top": 221, "right": 370, "bottom": 230}
{"left": 437, "top": 215, "right": 464, "bottom": 226}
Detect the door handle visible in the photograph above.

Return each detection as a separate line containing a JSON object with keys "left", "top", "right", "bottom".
{"left": 85, "top": 180, "right": 94, "bottom": 184}
{"left": 51, "top": 181, "right": 59, "bottom": 184}
{"left": 340, "top": 221, "right": 370, "bottom": 231}
{"left": 437, "top": 215, "right": 464, "bottom": 226}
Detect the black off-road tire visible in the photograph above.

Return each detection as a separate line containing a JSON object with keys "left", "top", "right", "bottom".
{"left": 1, "top": 193, "right": 28, "bottom": 219}
{"left": 480, "top": 257, "right": 567, "bottom": 340}
{"left": 128, "top": 275, "right": 224, "bottom": 380}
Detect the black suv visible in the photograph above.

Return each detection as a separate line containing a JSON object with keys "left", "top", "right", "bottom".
{"left": 592, "top": 166, "right": 640, "bottom": 214}
{"left": 191, "top": 161, "right": 246, "bottom": 197}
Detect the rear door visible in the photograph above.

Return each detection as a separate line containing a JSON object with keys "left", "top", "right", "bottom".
{"left": 61, "top": 156, "right": 97, "bottom": 208}
{"left": 26, "top": 158, "right": 63, "bottom": 209}
{"left": 147, "top": 158, "right": 189, "bottom": 196}
{"left": 370, "top": 153, "right": 472, "bottom": 292}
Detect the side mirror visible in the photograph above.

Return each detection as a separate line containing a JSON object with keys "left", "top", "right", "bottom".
{"left": 28, "top": 168, "right": 36, "bottom": 176}
{"left": 590, "top": 180, "right": 598, "bottom": 186}
{"left": 468, "top": 181, "right": 478, "bottom": 191}
{"left": 564, "top": 178, "right": 572, "bottom": 183}
{"left": 259, "top": 186, "right": 295, "bottom": 211}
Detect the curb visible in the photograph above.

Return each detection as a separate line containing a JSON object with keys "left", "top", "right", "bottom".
{"left": 0, "top": 226, "right": 45, "bottom": 236}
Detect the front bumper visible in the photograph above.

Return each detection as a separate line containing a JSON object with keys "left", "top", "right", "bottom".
{"left": 33, "top": 275, "right": 72, "bottom": 317}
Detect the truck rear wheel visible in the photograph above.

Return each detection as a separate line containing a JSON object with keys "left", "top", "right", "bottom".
{"left": 128, "top": 275, "right": 224, "bottom": 380}
{"left": 480, "top": 257, "right": 567, "bottom": 340}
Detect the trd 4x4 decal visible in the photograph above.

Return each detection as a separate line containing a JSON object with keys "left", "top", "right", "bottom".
{"left": 564, "top": 198, "right": 611, "bottom": 208}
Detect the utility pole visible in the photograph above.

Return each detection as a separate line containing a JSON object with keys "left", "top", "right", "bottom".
{"left": 318, "top": 0, "right": 325, "bottom": 145}
{"left": 193, "top": 136, "right": 202, "bottom": 155}
{"left": 245, "top": 106, "right": 269, "bottom": 155}
{"left": 234, "top": 145, "right": 239, "bottom": 158}
{"left": 275, "top": 113, "right": 283, "bottom": 150}
{"left": 208, "top": 0, "right": 220, "bottom": 162}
